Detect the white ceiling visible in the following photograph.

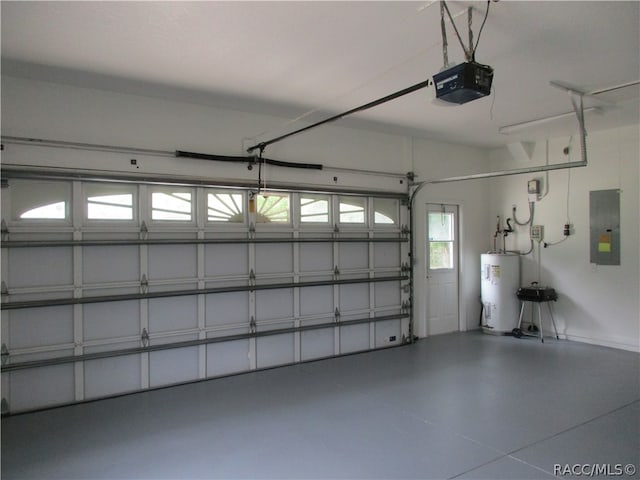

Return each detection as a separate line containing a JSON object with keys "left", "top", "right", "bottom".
{"left": 2, "top": 1, "right": 639, "bottom": 149}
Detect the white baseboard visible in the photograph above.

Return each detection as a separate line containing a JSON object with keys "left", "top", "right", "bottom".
{"left": 562, "top": 332, "right": 640, "bottom": 353}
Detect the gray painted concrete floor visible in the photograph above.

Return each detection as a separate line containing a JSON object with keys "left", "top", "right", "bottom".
{"left": 2, "top": 332, "right": 639, "bottom": 479}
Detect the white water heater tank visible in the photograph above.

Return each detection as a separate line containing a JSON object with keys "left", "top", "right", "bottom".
{"left": 480, "top": 253, "right": 520, "bottom": 334}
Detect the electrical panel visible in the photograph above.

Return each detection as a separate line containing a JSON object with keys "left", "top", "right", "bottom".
{"left": 589, "top": 189, "right": 620, "bottom": 265}
{"left": 531, "top": 225, "right": 544, "bottom": 242}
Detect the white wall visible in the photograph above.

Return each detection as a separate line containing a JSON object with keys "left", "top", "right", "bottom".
{"left": 488, "top": 125, "right": 640, "bottom": 352}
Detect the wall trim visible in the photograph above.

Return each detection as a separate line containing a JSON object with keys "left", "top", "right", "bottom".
{"left": 562, "top": 333, "right": 640, "bottom": 353}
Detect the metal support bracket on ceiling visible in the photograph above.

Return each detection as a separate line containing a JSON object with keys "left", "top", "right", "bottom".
{"left": 439, "top": 1, "right": 491, "bottom": 65}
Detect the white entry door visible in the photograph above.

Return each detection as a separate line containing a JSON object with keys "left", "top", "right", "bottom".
{"left": 426, "top": 204, "right": 459, "bottom": 335}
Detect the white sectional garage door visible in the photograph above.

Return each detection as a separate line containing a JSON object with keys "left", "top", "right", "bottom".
{"left": 1, "top": 177, "right": 410, "bottom": 413}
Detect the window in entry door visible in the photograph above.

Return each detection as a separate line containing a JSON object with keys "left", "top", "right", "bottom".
{"left": 428, "top": 212, "right": 454, "bottom": 270}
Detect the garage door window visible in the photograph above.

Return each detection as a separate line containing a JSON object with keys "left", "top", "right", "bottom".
{"left": 339, "top": 196, "right": 366, "bottom": 224}
{"left": 10, "top": 180, "right": 70, "bottom": 222}
{"left": 373, "top": 198, "right": 399, "bottom": 225}
{"left": 85, "top": 183, "right": 136, "bottom": 221}
{"left": 300, "top": 194, "right": 330, "bottom": 223}
{"left": 256, "top": 192, "right": 290, "bottom": 223}
{"left": 207, "top": 190, "right": 245, "bottom": 223}
{"left": 151, "top": 187, "right": 194, "bottom": 221}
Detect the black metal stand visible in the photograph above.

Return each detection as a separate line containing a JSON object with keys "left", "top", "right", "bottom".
{"left": 512, "top": 286, "right": 559, "bottom": 343}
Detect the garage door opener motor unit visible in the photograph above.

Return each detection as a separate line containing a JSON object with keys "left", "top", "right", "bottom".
{"left": 433, "top": 62, "right": 494, "bottom": 105}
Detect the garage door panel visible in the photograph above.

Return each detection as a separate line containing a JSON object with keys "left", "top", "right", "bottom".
{"left": 9, "top": 364, "right": 75, "bottom": 412}
{"left": 83, "top": 286, "right": 141, "bottom": 297}
{"left": 149, "top": 296, "right": 198, "bottom": 333}
{"left": 8, "top": 247, "right": 73, "bottom": 288}
{"left": 339, "top": 243, "right": 369, "bottom": 270}
{"left": 204, "top": 279, "right": 249, "bottom": 289}
{"left": 205, "top": 244, "right": 248, "bottom": 276}
{"left": 150, "top": 346, "right": 199, "bottom": 387}
{"left": 300, "top": 243, "right": 333, "bottom": 272}
{"left": 83, "top": 246, "right": 139, "bottom": 284}
{"left": 298, "top": 274, "right": 334, "bottom": 283}
{"left": 374, "top": 243, "right": 400, "bottom": 268}
{"left": 206, "top": 339, "right": 251, "bottom": 377}
{"left": 2, "top": 178, "right": 408, "bottom": 414}
{"left": 257, "top": 334, "right": 295, "bottom": 368}
{"left": 206, "top": 292, "right": 249, "bottom": 326}
{"left": 84, "top": 301, "right": 140, "bottom": 341}
{"left": 148, "top": 282, "right": 198, "bottom": 293}
{"left": 9, "top": 306, "right": 73, "bottom": 349}
{"left": 340, "top": 324, "right": 370, "bottom": 354}
{"left": 148, "top": 245, "right": 197, "bottom": 280}
{"left": 84, "top": 341, "right": 139, "bottom": 354}
{"left": 9, "top": 348, "right": 74, "bottom": 364}
{"left": 255, "top": 244, "right": 293, "bottom": 274}
{"left": 340, "top": 284, "right": 370, "bottom": 311}
{"left": 301, "top": 328, "right": 334, "bottom": 361}
{"left": 84, "top": 354, "right": 141, "bottom": 399}
{"left": 374, "top": 281, "right": 401, "bottom": 308}
{"left": 300, "top": 286, "right": 333, "bottom": 316}
{"left": 150, "top": 333, "right": 198, "bottom": 346}
{"left": 256, "top": 289, "right": 294, "bottom": 321}
{"left": 375, "top": 319, "right": 402, "bottom": 347}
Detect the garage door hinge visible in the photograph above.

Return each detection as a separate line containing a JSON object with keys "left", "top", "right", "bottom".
{"left": 402, "top": 283, "right": 411, "bottom": 293}
{"left": 141, "top": 328, "right": 149, "bottom": 347}
{"left": 333, "top": 223, "right": 340, "bottom": 235}
{"left": 334, "top": 266, "right": 340, "bottom": 277}
{"left": 334, "top": 308, "right": 341, "bottom": 323}
{"left": 401, "top": 225, "right": 410, "bottom": 236}
{"left": 401, "top": 262, "right": 410, "bottom": 273}
{"left": 140, "top": 274, "right": 148, "bottom": 293}
{"left": 249, "top": 269, "right": 256, "bottom": 283}
{"left": 1, "top": 281, "right": 8, "bottom": 296}
{"left": 1, "top": 219, "right": 8, "bottom": 240}
{"left": 250, "top": 317, "right": 257, "bottom": 334}
{"left": 1, "top": 344, "right": 8, "bottom": 365}
{"left": 249, "top": 222, "right": 255, "bottom": 236}
{"left": 1, "top": 398, "right": 8, "bottom": 415}
{"left": 140, "top": 221, "right": 148, "bottom": 239}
